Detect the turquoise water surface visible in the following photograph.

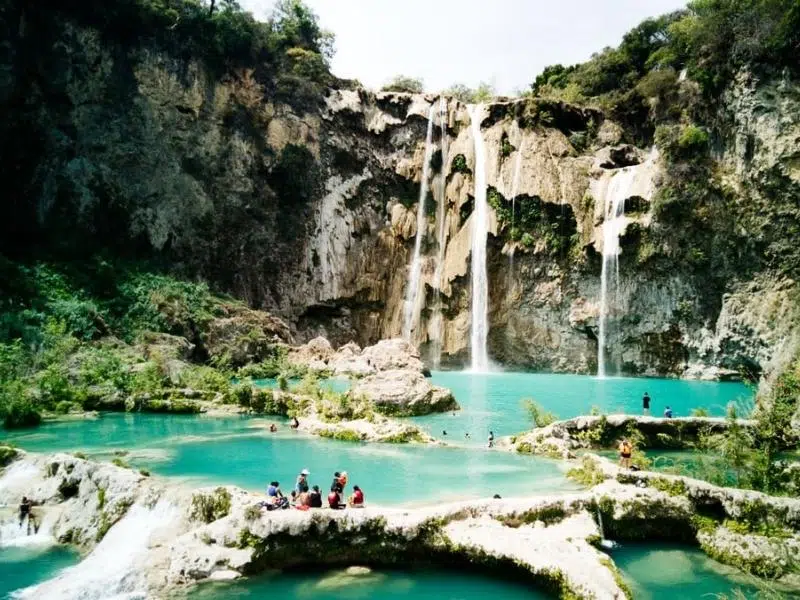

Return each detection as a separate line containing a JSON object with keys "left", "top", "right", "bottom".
{"left": 613, "top": 543, "right": 765, "bottom": 599}
{"left": 418, "top": 372, "right": 752, "bottom": 442}
{"left": 2, "top": 413, "right": 578, "bottom": 505}
{"left": 189, "top": 568, "right": 548, "bottom": 600}
{"left": 0, "top": 546, "right": 78, "bottom": 599}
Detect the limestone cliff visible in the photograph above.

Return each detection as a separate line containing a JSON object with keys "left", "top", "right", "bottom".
{"left": 4, "top": 8, "right": 800, "bottom": 379}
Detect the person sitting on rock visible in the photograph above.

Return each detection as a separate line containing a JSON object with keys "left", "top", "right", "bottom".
{"left": 663, "top": 405, "right": 673, "bottom": 418}
{"left": 328, "top": 489, "right": 345, "bottom": 509}
{"left": 308, "top": 485, "right": 323, "bottom": 508}
{"left": 348, "top": 485, "right": 364, "bottom": 508}
{"left": 290, "top": 416, "right": 300, "bottom": 429}
{"left": 269, "top": 423, "right": 278, "bottom": 433}
{"left": 267, "top": 481, "right": 288, "bottom": 509}
{"left": 331, "top": 471, "right": 343, "bottom": 494}
{"left": 618, "top": 439, "right": 633, "bottom": 470}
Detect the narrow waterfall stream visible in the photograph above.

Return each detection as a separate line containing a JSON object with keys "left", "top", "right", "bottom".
{"left": 402, "top": 104, "right": 436, "bottom": 339}
{"left": 595, "top": 150, "right": 658, "bottom": 377}
{"left": 467, "top": 104, "right": 490, "bottom": 372}
{"left": 429, "top": 97, "right": 450, "bottom": 368}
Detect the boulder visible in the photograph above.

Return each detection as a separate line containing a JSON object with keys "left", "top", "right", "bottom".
{"left": 288, "top": 336, "right": 335, "bottom": 372}
{"left": 204, "top": 305, "right": 293, "bottom": 367}
{"left": 360, "top": 338, "right": 425, "bottom": 373}
{"left": 138, "top": 332, "right": 195, "bottom": 361}
{"left": 351, "top": 369, "right": 458, "bottom": 416}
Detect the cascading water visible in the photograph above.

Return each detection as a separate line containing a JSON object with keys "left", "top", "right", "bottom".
{"left": 402, "top": 104, "right": 436, "bottom": 339}
{"left": 14, "top": 500, "right": 177, "bottom": 600}
{"left": 429, "top": 97, "right": 449, "bottom": 368}
{"left": 467, "top": 104, "right": 489, "bottom": 373}
{"left": 595, "top": 150, "right": 658, "bottom": 377}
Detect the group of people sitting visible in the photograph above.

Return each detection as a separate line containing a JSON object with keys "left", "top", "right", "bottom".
{"left": 260, "top": 469, "right": 364, "bottom": 512}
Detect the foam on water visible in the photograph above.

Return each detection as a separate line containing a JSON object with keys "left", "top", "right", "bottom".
{"left": 13, "top": 500, "right": 177, "bottom": 600}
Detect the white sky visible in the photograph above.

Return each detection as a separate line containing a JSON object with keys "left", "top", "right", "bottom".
{"left": 241, "top": 0, "right": 688, "bottom": 94}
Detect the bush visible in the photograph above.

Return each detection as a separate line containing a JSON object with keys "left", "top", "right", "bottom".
{"left": 190, "top": 487, "right": 232, "bottom": 523}
{"left": 522, "top": 398, "right": 556, "bottom": 428}
{"left": 450, "top": 154, "right": 470, "bottom": 174}
{"left": 0, "top": 382, "right": 41, "bottom": 428}
{"left": 381, "top": 75, "right": 424, "bottom": 93}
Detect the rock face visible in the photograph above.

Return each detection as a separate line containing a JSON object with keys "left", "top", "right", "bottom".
{"left": 5, "top": 10, "right": 800, "bottom": 379}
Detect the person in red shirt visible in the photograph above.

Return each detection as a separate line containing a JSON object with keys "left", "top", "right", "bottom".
{"left": 348, "top": 485, "right": 364, "bottom": 507}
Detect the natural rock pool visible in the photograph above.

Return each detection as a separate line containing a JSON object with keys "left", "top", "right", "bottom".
{"left": 0, "top": 374, "right": 766, "bottom": 599}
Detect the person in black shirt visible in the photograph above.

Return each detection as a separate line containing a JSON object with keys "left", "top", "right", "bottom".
{"left": 308, "top": 485, "right": 323, "bottom": 508}
{"left": 642, "top": 392, "right": 651, "bottom": 416}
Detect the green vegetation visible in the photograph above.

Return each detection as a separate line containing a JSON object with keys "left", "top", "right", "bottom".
{"left": 442, "top": 82, "right": 496, "bottom": 103}
{"left": 566, "top": 456, "right": 608, "bottom": 487}
{"left": 657, "top": 370, "right": 800, "bottom": 495}
{"left": 190, "top": 487, "right": 232, "bottom": 523}
{"left": 522, "top": 398, "right": 556, "bottom": 428}
{"left": 530, "top": 1, "right": 800, "bottom": 109}
{"left": 450, "top": 154, "right": 470, "bottom": 175}
{"left": 382, "top": 75, "right": 424, "bottom": 93}
{"left": 690, "top": 407, "right": 711, "bottom": 417}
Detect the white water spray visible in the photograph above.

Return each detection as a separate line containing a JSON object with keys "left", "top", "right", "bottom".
{"left": 595, "top": 150, "right": 658, "bottom": 377}
{"left": 402, "top": 104, "right": 436, "bottom": 339}
{"left": 14, "top": 501, "right": 177, "bottom": 600}
{"left": 430, "top": 97, "right": 450, "bottom": 368}
{"left": 468, "top": 104, "right": 489, "bottom": 372}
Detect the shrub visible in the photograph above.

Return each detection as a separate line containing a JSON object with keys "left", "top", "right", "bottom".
{"left": 520, "top": 233, "right": 535, "bottom": 248}
{"left": 450, "top": 154, "right": 470, "bottom": 174}
{"left": 0, "top": 385, "right": 42, "bottom": 428}
{"left": 522, "top": 398, "right": 556, "bottom": 428}
{"left": 190, "top": 487, "right": 232, "bottom": 523}
{"left": 381, "top": 75, "right": 423, "bottom": 93}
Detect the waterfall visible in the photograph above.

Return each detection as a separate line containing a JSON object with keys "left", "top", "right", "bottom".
{"left": 467, "top": 104, "right": 489, "bottom": 373}
{"left": 402, "top": 104, "right": 436, "bottom": 339}
{"left": 14, "top": 500, "right": 177, "bottom": 600}
{"left": 595, "top": 150, "right": 658, "bottom": 377}
{"left": 596, "top": 508, "right": 616, "bottom": 549}
{"left": 429, "top": 97, "right": 450, "bottom": 368}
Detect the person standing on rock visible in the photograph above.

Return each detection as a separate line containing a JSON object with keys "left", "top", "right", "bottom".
{"left": 642, "top": 392, "right": 651, "bottom": 416}
{"left": 487, "top": 431, "right": 494, "bottom": 448}
{"left": 618, "top": 439, "right": 633, "bottom": 470}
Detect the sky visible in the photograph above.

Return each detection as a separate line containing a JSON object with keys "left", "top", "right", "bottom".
{"left": 240, "top": 0, "right": 688, "bottom": 95}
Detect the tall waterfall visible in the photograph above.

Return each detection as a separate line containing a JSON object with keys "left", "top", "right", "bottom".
{"left": 595, "top": 150, "right": 658, "bottom": 377}
{"left": 402, "top": 104, "right": 436, "bottom": 339}
{"left": 468, "top": 104, "right": 490, "bottom": 373}
{"left": 429, "top": 97, "right": 449, "bottom": 368}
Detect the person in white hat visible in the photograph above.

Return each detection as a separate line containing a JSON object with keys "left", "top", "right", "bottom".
{"left": 295, "top": 469, "right": 310, "bottom": 494}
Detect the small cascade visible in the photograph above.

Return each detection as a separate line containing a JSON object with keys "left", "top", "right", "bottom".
{"left": 467, "top": 104, "right": 490, "bottom": 373}
{"left": 595, "top": 150, "right": 658, "bottom": 377}
{"left": 0, "top": 511, "right": 53, "bottom": 549}
{"left": 14, "top": 500, "right": 177, "bottom": 600}
{"left": 429, "top": 97, "right": 450, "bottom": 368}
{"left": 402, "top": 104, "right": 437, "bottom": 339}
{"left": 596, "top": 508, "right": 616, "bottom": 549}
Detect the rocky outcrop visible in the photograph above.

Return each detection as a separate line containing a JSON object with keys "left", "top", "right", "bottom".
{"left": 351, "top": 369, "right": 458, "bottom": 416}
{"left": 503, "top": 415, "right": 759, "bottom": 458}
{"left": 204, "top": 304, "right": 294, "bottom": 367}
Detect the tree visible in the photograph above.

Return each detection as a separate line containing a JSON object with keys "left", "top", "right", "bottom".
{"left": 382, "top": 75, "right": 424, "bottom": 94}
{"left": 271, "top": 0, "right": 335, "bottom": 61}
{"left": 443, "top": 83, "right": 473, "bottom": 103}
